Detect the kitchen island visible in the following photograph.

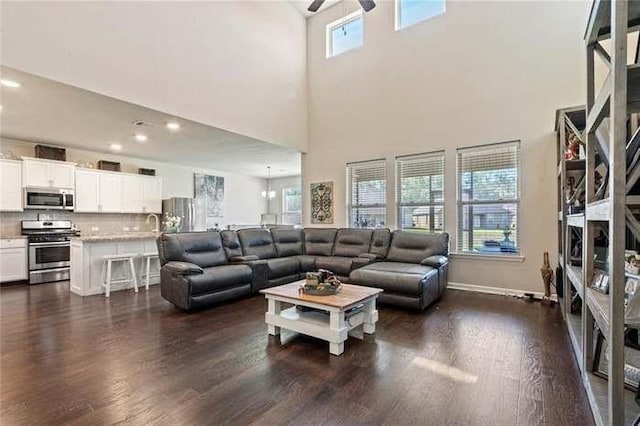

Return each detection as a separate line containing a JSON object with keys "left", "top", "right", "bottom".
{"left": 70, "top": 232, "right": 161, "bottom": 296}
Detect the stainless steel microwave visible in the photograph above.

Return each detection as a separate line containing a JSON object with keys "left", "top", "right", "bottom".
{"left": 24, "top": 187, "right": 74, "bottom": 210}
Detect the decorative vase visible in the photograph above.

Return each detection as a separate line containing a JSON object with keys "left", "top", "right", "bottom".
{"left": 540, "top": 252, "right": 554, "bottom": 300}
{"left": 165, "top": 226, "right": 178, "bottom": 234}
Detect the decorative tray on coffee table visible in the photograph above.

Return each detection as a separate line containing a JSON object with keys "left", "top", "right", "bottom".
{"left": 301, "top": 285, "right": 341, "bottom": 296}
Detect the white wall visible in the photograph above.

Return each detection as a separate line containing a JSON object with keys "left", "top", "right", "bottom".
{"left": 1, "top": 1, "right": 307, "bottom": 151}
{"left": 1, "top": 138, "right": 267, "bottom": 230}
{"left": 304, "top": 1, "right": 588, "bottom": 292}
{"left": 268, "top": 175, "right": 302, "bottom": 224}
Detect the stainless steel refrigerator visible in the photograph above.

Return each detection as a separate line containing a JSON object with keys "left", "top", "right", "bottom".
{"left": 162, "top": 197, "right": 207, "bottom": 232}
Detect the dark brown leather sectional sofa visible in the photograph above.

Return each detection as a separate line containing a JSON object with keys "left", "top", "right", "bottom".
{"left": 157, "top": 228, "right": 449, "bottom": 312}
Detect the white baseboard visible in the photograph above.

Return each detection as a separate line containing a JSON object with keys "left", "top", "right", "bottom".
{"left": 449, "top": 282, "right": 558, "bottom": 302}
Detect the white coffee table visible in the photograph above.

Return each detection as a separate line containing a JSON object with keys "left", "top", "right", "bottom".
{"left": 260, "top": 281, "right": 383, "bottom": 356}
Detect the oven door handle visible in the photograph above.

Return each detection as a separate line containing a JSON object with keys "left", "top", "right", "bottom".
{"left": 29, "top": 241, "right": 71, "bottom": 246}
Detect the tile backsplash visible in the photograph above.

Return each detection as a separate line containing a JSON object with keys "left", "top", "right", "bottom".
{"left": 0, "top": 211, "right": 155, "bottom": 237}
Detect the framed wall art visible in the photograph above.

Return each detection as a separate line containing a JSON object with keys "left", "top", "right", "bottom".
{"left": 310, "top": 181, "right": 334, "bottom": 224}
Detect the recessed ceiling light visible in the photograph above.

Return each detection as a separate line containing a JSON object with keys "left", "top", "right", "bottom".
{"left": 109, "top": 143, "right": 122, "bottom": 151}
{"left": 0, "top": 79, "right": 21, "bottom": 88}
{"left": 166, "top": 121, "right": 180, "bottom": 131}
{"left": 134, "top": 133, "right": 148, "bottom": 142}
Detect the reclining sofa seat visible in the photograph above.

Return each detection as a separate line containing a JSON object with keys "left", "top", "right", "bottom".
{"left": 157, "top": 232, "right": 253, "bottom": 311}
{"left": 313, "top": 228, "right": 375, "bottom": 282}
{"left": 349, "top": 231, "right": 449, "bottom": 311}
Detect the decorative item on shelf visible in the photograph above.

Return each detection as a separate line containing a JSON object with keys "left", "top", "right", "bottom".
{"left": 138, "top": 168, "right": 156, "bottom": 176}
{"left": 591, "top": 269, "right": 610, "bottom": 294}
{"left": 565, "top": 176, "right": 576, "bottom": 204}
{"left": 570, "top": 290, "right": 582, "bottom": 314}
{"left": 35, "top": 144, "right": 66, "bottom": 161}
{"left": 564, "top": 131, "right": 580, "bottom": 160}
{"left": 310, "top": 181, "right": 334, "bottom": 224}
{"left": 300, "top": 269, "right": 342, "bottom": 295}
{"left": 594, "top": 162, "right": 609, "bottom": 200}
{"left": 162, "top": 213, "right": 181, "bottom": 233}
{"left": 97, "top": 160, "right": 121, "bottom": 172}
{"left": 540, "top": 252, "right": 554, "bottom": 305}
{"left": 593, "top": 328, "right": 640, "bottom": 393}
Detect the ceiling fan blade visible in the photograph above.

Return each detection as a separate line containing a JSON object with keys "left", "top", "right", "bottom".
{"left": 358, "top": 0, "right": 376, "bottom": 12}
{"left": 308, "top": 0, "right": 326, "bottom": 12}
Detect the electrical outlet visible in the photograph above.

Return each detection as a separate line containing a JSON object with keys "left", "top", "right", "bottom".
{"left": 91, "top": 226, "right": 99, "bottom": 232}
{"left": 133, "top": 226, "right": 139, "bottom": 231}
{"left": 123, "top": 226, "right": 130, "bottom": 232}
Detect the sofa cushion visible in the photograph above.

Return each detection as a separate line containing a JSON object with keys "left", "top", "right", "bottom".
{"left": 304, "top": 228, "right": 337, "bottom": 256}
{"left": 333, "top": 229, "right": 373, "bottom": 257}
{"left": 370, "top": 228, "right": 391, "bottom": 258}
{"left": 271, "top": 228, "right": 304, "bottom": 257}
{"left": 158, "top": 232, "right": 227, "bottom": 268}
{"left": 237, "top": 229, "right": 277, "bottom": 259}
{"left": 221, "top": 230, "right": 243, "bottom": 259}
{"left": 297, "top": 255, "right": 317, "bottom": 272}
{"left": 349, "top": 261, "right": 437, "bottom": 296}
{"left": 385, "top": 231, "right": 449, "bottom": 264}
{"left": 315, "top": 256, "right": 354, "bottom": 277}
{"left": 266, "top": 257, "right": 300, "bottom": 279}
{"left": 188, "top": 264, "right": 252, "bottom": 295}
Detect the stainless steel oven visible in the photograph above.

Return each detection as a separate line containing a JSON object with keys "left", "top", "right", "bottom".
{"left": 22, "top": 220, "right": 78, "bottom": 285}
{"left": 24, "top": 187, "right": 74, "bottom": 210}
{"left": 29, "top": 241, "right": 70, "bottom": 271}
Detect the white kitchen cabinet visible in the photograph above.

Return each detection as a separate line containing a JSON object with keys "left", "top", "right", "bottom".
{"left": 122, "top": 175, "right": 144, "bottom": 213}
{"left": 0, "top": 238, "right": 27, "bottom": 283}
{"left": 0, "top": 160, "right": 23, "bottom": 211}
{"left": 22, "top": 157, "right": 75, "bottom": 189}
{"left": 75, "top": 169, "right": 122, "bottom": 213}
{"left": 121, "top": 175, "right": 162, "bottom": 214}
{"left": 141, "top": 176, "right": 162, "bottom": 213}
{"left": 99, "top": 173, "right": 123, "bottom": 212}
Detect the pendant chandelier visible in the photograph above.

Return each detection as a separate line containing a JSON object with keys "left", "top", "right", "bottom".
{"left": 261, "top": 166, "right": 276, "bottom": 199}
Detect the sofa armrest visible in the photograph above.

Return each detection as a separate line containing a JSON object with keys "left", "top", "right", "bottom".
{"left": 420, "top": 255, "right": 449, "bottom": 267}
{"left": 358, "top": 253, "right": 383, "bottom": 261}
{"left": 229, "top": 257, "right": 268, "bottom": 293}
{"left": 164, "top": 261, "right": 203, "bottom": 275}
{"left": 352, "top": 257, "right": 373, "bottom": 270}
{"left": 230, "top": 255, "right": 260, "bottom": 263}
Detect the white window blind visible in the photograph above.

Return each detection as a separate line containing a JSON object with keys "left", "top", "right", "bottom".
{"left": 457, "top": 141, "right": 520, "bottom": 254}
{"left": 396, "top": 151, "right": 444, "bottom": 232}
{"left": 347, "top": 159, "right": 387, "bottom": 228}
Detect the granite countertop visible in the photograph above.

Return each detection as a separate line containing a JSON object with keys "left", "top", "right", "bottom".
{"left": 72, "top": 232, "right": 161, "bottom": 242}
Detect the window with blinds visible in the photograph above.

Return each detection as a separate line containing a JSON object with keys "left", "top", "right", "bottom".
{"left": 396, "top": 151, "right": 444, "bottom": 232}
{"left": 457, "top": 141, "right": 520, "bottom": 254}
{"left": 347, "top": 159, "right": 387, "bottom": 228}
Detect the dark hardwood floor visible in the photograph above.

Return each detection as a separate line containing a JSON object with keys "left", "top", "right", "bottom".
{"left": 1, "top": 282, "right": 593, "bottom": 425}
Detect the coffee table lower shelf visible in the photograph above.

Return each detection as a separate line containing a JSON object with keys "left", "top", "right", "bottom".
{"left": 265, "top": 298, "right": 379, "bottom": 356}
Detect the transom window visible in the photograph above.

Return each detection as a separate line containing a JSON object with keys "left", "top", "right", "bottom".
{"left": 347, "top": 159, "right": 387, "bottom": 228}
{"left": 396, "top": 151, "right": 445, "bottom": 232}
{"left": 457, "top": 141, "right": 520, "bottom": 255}
{"left": 326, "top": 10, "right": 363, "bottom": 58}
{"left": 396, "top": 0, "right": 445, "bottom": 31}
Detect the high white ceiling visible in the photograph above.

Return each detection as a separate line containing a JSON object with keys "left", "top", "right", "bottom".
{"left": 289, "top": 0, "right": 341, "bottom": 17}
{"left": 0, "top": 67, "right": 301, "bottom": 178}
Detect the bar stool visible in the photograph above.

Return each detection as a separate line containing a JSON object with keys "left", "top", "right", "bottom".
{"left": 141, "top": 252, "right": 160, "bottom": 290}
{"left": 101, "top": 253, "right": 139, "bottom": 297}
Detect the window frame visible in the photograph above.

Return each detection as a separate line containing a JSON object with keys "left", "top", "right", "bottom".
{"left": 455, "top": 140, "right": 521, "bottom": 256}
{"left": 395, "top": 150, "right": 445, "bottom": 233}
{"left": 281, "top": 186, "right": 302, "bottom": 225}
{"left": 395, "top": 0, "right": 446, "bottom": 31}
{"left": 326, "top": 10, "right": 364, "bottom": 58}
{"left": 346, "top": 158, "right": 387, "bottom": 229}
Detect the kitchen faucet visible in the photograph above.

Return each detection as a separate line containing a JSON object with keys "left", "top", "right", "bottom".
{"left": 146, "top": 214, "right": 160, "bottom": 232}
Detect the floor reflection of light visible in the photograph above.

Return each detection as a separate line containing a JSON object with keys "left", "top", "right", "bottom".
{"left": 411, "top": 357, "right": 479, "bottom": 384}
